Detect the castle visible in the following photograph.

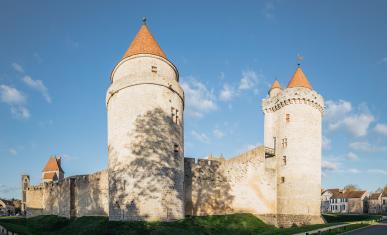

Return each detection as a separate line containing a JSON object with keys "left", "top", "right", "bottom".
{"left": 21, "top": 20, "right": 325, "bottom": 227}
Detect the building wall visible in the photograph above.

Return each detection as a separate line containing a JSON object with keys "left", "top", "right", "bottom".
{"left": 348, "top": 198, "right": 365, "bottom": 214}
{"left": 107, "top": 54, "right": 185, "bottom": 221}
{"left": 184, "top": 146, "right": 277, "bottom": 220}
{"left": 369, "top": 198, "right": 382, "bottom": 214}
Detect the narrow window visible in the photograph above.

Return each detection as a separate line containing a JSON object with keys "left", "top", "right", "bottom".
{"left": 151, "top": 65, "right": 157, "bottom": 73}
{"left": 175, "top": 109, "right": 179, "bottom": 124}
{"left": 283, "top": 156, "right": 287, "bottom": 166}
{"left": 171, "top": 107, "right": 175, "bottom": 121}
{"left": 282, "top": 138, "right": 288, "bottom": 148}
{"left": 286, "top": 114, "right": 290, "bottom": 122}
{"left": 174, "top": 143, "right": 179, "bottom": 153}
{"left": 280, "top": 177, "right": 285, "bottom": 183}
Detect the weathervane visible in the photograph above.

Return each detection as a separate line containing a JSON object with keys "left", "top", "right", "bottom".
{"left": 142, "top": 17, "right": 147, "bottom": 25}
{"left": 296, "top": 53, "right": 304, "bottom": 67}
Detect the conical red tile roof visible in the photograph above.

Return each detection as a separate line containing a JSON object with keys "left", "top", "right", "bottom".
{"left": 287, "top": 66, "right": 313, "bottom": 90}
{"left": 123, "top": 23, "right": 167, "bottom": 60}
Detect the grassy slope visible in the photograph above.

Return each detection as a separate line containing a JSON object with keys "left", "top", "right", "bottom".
{"left": 1, "top": 213, "right": 376, "bottom": 235}
{"left": 322, "top": 214, "right": 382, "bottom": 223}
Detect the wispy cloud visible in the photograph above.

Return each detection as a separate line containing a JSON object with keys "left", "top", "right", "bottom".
{"left": 349, "top": 141, "right": 387, "bottom": 153}
{"left": 0, "top": 84, "right": 30, "bottom": 119}
{"left": 322, "top": 160, "right": 338, "bottom": 171}
{"left": 262, "top": 1, "right": 276, "bottom": 20}
{"left": 378, "top": 57, "right": 387, "bottom": 64}
{"left": 239, "top": 69, "right": 262, "bottom": 91}
{"left": 368, "top": 169, "right": 387, "bottom": 175}
{"left": 322, "top": 136, "right": 331, "bottom": 150}
{"left": 0, "top": 184, "right": 20, "bottom": 195}
{"left": 8, "top": 148, "right": 17, "bottom": 156}
{"left": 346, "top": 152, "right": 358, "bottom": 161}
{"left": 12, "top": 63, "right": 24, "bottom": 74}
{"left": 374, "top": 123, "right": 387, "bottom": 135}
{"left": 325, "top": 100, "right": 374, "bottom": 137}
{"left": 22, "top": 75, "right": 51, "bottom": 103}
{"left": 181, "top": 77, "right": 217, "bottom": 118}
{"left": 191, "top": 130, "right": 210, "bottom": 144}
{"left": 213, "top": 129, "right": 225, "bottom": 139}
{"left": 219, "top": 84, "right": 236, "bottom": 102}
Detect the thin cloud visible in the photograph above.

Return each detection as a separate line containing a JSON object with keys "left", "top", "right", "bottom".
{"left": 181, "top": 77, "right": 217, "bottom": 118}
{"left": 191, "top": 130, "right": 210, "bottom": 144}
{"left": 22, "top": 75, "right": 51, "bottom": 103}
{"left": 326, "top": 100, "right": 374, "bottom": 137}
{"left": 322, "top": 160, "right": 338, "bottom": 171}
{"left": 219, "top": 84, "right": 236, "bottom": 102}
{"left": 213, "top": 129, "right": 225, "bottom": 139}
{"left": 239, "top": 70, "right": 260, "bottom": 90}
{"left": 374, "top": 123, "right": 387, "bottom": 135}
{"left": 0, "top": 85, "right": 26, "bottom": 105}
{"left": 349, "top": 141, "right": 387, "bottom": 153}
{"left": 8, "top": 148, "right": 17, "bottom": 156}
{"left": 0, "top": 85, "right": 30, "bottom": 119}
{"left": 346, "top": 152, "right": 358, "bottom": 161}
{"left": 12, "top": 63, "right": 24, "bottom": 73}
{"left": 322, "top": 136, "right": 331, "bottom": 150}
{"left": 368, "top": 169, "right": 387, "bottom": 175}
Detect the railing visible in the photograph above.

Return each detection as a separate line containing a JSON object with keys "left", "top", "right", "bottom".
{"left": 265, "top": 147, "right": 275, "bottom": 158}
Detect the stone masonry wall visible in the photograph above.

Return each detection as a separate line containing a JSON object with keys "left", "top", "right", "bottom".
{"left": 184, "top": 146, "right": 277, "bottom": 217}
{"left": 26, "top": 170, "right": 108, "bottom": 218}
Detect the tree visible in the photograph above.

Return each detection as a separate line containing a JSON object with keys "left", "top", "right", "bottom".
{"left": 344, "top": 184, "right": 360, "bottom": 192}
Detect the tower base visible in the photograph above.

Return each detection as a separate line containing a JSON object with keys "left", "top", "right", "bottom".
{"left": 256, "top": 214, "right": 325, "bottom": 228}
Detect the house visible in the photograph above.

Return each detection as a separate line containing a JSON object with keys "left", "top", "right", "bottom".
{"left": 368, "top": 192, "right": 382, "bottom": 214}
{"left": 321, "top": 188, "right": 340, "bottom": 213}
{"left": 0, "top": 199, "right": 15, "bottom": 216}
{"left": 329, "top": 190, "right": 348, "bottom": 213}
{"left": 382, "top": 190, "right": 387, "bottom": 212}
{"left": 324, "top": 190, "right": 369, "bottom": 214}
{"left": 346, "top": 191, "right": 369, "bottom": 214}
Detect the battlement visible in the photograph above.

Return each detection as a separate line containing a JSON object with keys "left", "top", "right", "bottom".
{"left": 262, "top": 87, "right": 324, "bottom": 114}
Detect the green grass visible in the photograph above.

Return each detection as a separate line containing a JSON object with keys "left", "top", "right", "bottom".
{"left": 0, "top": 214, "right": 355, "bottom": 235}
{"left": 322, "top": 213, "right": 382, "bottom": 223}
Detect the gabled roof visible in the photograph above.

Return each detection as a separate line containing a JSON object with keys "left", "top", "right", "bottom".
{"left": 322, "top": 188, "right": 340, "bottom": 196}
{"left": 42, "top": 156, "right": 63, "bottom": 173}
{"left": 269, "top": 80, "right": 282, "bottom": 93}
{"left": 43, "top": 172, "right": 58, "bottom": 181}
{"left": 370, "top": 193, "right": 382, "bottom": 200}
{"left": 123, "top": 22, "right": 167, "bottom": 60}
{"left": 344, "top": 190, "right": 367, "bottom": 199}
{"left": 287, "top": 65, "right": 313, "bottom": 90}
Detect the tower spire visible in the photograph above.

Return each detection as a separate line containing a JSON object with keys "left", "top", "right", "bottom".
{"left": 122, "top": 20, "right": 167, "bottom": 60}
{"left": 287, "top": 65, "right": 313, "bottom": 90}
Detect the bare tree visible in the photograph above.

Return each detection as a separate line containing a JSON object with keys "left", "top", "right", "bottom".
{"left": 344, "top": 184, "right": 360, "bottom": 192}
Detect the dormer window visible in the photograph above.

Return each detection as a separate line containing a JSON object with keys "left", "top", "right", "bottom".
{"left": 151, "top": 66, "right": 157, "bottom": 73}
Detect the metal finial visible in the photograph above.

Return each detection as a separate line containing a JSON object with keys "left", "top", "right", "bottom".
{"left": 142, "top": 17, "right": 147, "bottom": 25}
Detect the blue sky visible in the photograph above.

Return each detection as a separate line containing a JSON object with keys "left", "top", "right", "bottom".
{"left": 1, "top": 0, "right": 387, "bottom": 199}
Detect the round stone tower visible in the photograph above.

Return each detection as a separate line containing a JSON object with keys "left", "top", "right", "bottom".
{"left": 106, "top": 20, "right": 185, "bottom": 221}
{"left": 262, "top": 65, "right": 324, "bottom": 227}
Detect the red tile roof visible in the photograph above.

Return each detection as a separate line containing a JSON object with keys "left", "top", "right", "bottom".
{"left": 269, "top": 80, "right": 282, "bottom": 93}
{"left": 123, "top": 23, "right": 167, "bottom": 60}
{"left": 287, "top": 66, "right": 313, "bottom": 90}
{"left": 42, "top": 156, "right": 63, "bottom": 172}
{"left": 43, "top": 172, "right": 57, "bottom": 180}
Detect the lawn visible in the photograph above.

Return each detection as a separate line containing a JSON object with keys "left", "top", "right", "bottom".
{"left": 0, "top": 213, "right": 380, "bottom": 235}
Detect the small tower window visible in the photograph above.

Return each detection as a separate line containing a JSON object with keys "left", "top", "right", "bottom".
{"left": 151, "top": 66, "right": 157, "bottom": 73}
{"left": 282, "top": 138, "right": 288, "bottom": 148}
{"left": 173, "top": 143, "right": 179, "bottom": 153}
{"left": 281, "top": 177, "right": 285, "bottom": 183}
{"left": 171, "top": 107, "right": 179, "bottom": 124}
{"left": 283, "top": 156, "right": 287, "bottom": 166}
{"left": 286, "top": 114, "right": 290, "bottom": 122}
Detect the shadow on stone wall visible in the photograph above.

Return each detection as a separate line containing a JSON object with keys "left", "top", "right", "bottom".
{"left": 109, "top": 107, "right": 183, "bottom": 220}
{"left": 185, "top": 160, "right": 234, "bottom": 216}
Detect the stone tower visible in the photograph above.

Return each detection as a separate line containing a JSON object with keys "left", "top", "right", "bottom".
{"left": 262, "top": 65, "right": 324, "bottom": 226}
{"left": 21, "top": 175, "right": 30, "bottom": 213}
{"left": 106, "top": 20, "right": 185, "bottom": 221}
{"left": 41, "top": 156, "right": 64, "bottom": 183}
